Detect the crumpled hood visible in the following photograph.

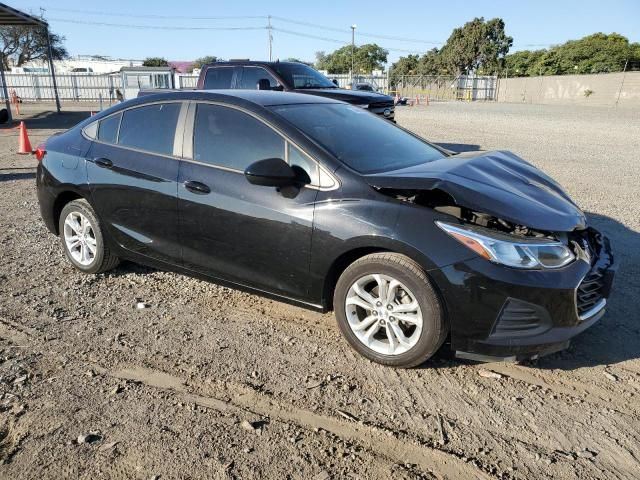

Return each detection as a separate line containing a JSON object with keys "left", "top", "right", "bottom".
{"left": 294, "top": 88, "right": 393, "bottom": 105}
{"left": 365, "top": 150, "right": 586, "bottom": 232}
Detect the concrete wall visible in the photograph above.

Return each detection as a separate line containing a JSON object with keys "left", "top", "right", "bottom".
{"left": 497, "top": 72, "right": 640, "bottom": 108}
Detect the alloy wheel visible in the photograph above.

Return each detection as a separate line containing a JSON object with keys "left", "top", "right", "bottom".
{"left": 345, "top": 274, "right": 423, "bottom": 355}
{"left": 63, "top": 211, "right": 97, "bottom": 266}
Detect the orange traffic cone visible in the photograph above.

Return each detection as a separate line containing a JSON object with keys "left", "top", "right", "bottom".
{"left": 17, "top": 121, "right": 33, "bottom": 155}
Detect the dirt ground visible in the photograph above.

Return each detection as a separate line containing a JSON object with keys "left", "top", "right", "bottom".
{"left": 0, "top": 102, "right": 639, "bottom": 479}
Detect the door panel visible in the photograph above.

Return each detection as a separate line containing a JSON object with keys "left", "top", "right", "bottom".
{"left": 178, "top": 162, "right": 317, "bottom": 300}
{"left": 87, "top": 143, "right": 181, "bottom": 263}
{"left": 86, "top": 102, "right": 184, "bottom": 264}
{"left": 176, "top": 102, "right": 317, "bottom": 301}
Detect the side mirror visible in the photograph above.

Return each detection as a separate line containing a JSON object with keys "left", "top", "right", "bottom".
{"left": 245, "top": 158, "right": 296, "bottom": 187}
{"left": 257, "top": 79, "right": 271, "bottom": 90}
{"left": 332, "top": 78, "right": 339, "bottom": 86}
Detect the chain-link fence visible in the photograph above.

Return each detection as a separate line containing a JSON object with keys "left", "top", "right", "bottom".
{"left": 392, "top": 75, "right": 498, "bottom": 101}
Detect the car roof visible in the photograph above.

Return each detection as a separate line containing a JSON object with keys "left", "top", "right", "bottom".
{"left": 202, "top": 60, "right": 300, "bottom": 68}
{"left": 135, "top": 89, "right": 342, "bottom": 107}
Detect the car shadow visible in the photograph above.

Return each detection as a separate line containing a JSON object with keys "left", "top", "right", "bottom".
{"left": 426, "top": 211, "right": 639, "bottom": 371}
{"left": 529, "top": 212, "right": 639, "bottom": 370}
{"left": 434, "top": 142, "right": 482, "bottom": 153}
{"left": 98, "top": 211, "right": 638, "bottom": 371}
{"left": 0, "top": 110, "right": 94, "bottom": 131}
{"left": 0, "top": 170, "right": 36, "bottom": 182}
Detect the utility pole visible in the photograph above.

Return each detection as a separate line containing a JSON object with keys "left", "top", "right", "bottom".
{"left": 268, "top": 15, "right": 273, "bottom": 61}
{"left": 350, "top": 24, "right": 357, "bottom": 85}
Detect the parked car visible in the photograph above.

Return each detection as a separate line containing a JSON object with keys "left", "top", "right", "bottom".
{"left": 36, "top": 90, "right": 615, "bottom": 368}
{"left": 350, "top": 82, "right": 378, "bottom": 92}
{"left": 196, "top": 60, "right": 395, "bottom": 121}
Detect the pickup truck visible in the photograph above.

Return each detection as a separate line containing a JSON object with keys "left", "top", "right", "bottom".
{"left": 196, "top": 60, "right": 395, "bottom": 121}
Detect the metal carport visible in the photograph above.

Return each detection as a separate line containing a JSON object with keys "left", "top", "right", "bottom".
{"left": 0, "top": 2, "right": 61, "bottom": 123}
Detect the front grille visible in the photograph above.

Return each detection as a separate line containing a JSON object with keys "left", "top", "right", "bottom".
{"left": 576, "top": 270, "right": 605, "bottom": 317}
{"left": 369, "top": 101, "right": 394, "bottom": 109}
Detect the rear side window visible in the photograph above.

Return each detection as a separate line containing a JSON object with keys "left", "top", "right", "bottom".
{"left": 97, "top": 113, "right": 121, "bottom": 144}
{"left": 193, "top": 103, "right": 284, "bottom": 171}
{"left": 118, "top": 103, "right": 181, "bottom": 155}
{"left": 239, "top": 67, "right": 278, "bottom": 89}
{"left": 203, "top": 68, "right": 234, "bottom": 89}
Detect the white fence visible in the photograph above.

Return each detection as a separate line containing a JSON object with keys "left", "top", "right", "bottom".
{"left": 1, "top": 72, "right": 502, "bottom": 103}
{"left": 2, "top": 73, "right": 122, "bottom": 102}
{"left": 0, "top": 72, "right": 199, "bottom": 103}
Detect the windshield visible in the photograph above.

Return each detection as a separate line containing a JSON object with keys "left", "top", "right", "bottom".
{"left": 272, "top": 63, "right": 337, "bottom": 89}
{"left": 271, "top": 104, "right": 445, "bottom": 174}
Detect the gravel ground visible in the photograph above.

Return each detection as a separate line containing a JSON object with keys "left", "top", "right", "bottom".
{"left": 0, "top": 102, "right": 639, "bottom": 479}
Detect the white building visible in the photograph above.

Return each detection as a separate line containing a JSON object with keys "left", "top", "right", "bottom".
{"left": 12, "top": 55, "right": 143, "bottom": 74}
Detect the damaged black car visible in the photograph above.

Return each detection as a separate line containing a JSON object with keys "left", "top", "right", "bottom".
{"left": 36, "top": 91, "right": 615, "bottom": 368}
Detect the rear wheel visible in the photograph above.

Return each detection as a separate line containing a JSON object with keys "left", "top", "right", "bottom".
{"left": 334, "top": 253, "right": 447, "bottom": 368}
{"left": 58, "top": 199, "right": 119, "bottom": 274}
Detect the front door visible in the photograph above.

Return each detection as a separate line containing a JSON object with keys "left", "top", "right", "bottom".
{"left": 177, "top": 102, "right": 318, "bottom": 301}
{"left": 87, "top": 102, "right": 184, "bottom": 264}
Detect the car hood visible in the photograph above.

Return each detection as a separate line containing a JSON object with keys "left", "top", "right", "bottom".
{"left": 364, "top": 150, "right": 586, "bottom": 232}
{"left": 293, "top": 88, "right": 394, "bottom": 105}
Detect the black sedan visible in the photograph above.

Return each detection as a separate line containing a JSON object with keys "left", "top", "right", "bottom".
{"left": 36, "top": 90, "right": 615, "bottom": 368}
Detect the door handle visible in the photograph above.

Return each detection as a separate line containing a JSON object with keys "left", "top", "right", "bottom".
{"left": 184, "top": 180, "right": 211, "bottom": 194}
{"left": 93, "top": 157, "right": 113, "bottom": 169}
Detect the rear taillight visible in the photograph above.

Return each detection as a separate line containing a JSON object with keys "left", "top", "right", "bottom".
{"left": 34, "top": 143, "right": 46, "bottom": 162}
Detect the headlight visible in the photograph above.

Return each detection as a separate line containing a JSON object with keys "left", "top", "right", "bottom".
{"left": 436, "top": 222, "right": 575, "bottom": 269}
{"left": 355, "top": 103, "right": 369, "bottom": 109}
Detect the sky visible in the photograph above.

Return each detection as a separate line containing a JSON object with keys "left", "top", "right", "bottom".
{"left": 12, "top": 0, "right": 640, "bottom": 65}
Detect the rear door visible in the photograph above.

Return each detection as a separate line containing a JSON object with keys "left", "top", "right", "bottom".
{"left": 201, "top": 66, "right": 239, "bottom": 89}
{"left": 87, "top": 101, "right": 185, "bottom": 264}
{"left": 176, "top": 101, "right": 323, "bottom": 301}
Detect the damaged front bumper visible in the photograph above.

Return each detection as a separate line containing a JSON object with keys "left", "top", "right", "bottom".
{"left": 430, "top": 228, "right": 616, "bottom": 361}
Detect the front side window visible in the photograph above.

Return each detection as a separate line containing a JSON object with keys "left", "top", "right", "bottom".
{"left": 193, "top": 103, "right": 284, "bottom": 171}
{"left": 271, "top": 103, "right": 445, "bottom": 174}
{"left": 203, "top": 67, "right": 234, "bottom": 89}
{"left": 240, "top": 67, "right": 279, "bottom": 89}
{"left": 97, "top": 113, "right": 121, "bottom": 144}
{"left": 272, "top": 63, "right": 337, "bottom": 89}
{"left": 118, "top": 103, "right": 181, "bottom": 155}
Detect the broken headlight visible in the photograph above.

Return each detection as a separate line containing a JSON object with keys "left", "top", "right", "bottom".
{"left": 436, "top": 222, "right": 575, "bottom": 269}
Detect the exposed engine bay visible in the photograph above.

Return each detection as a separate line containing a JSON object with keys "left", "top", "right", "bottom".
{"left": 377, "top": 187, "right": 578, "bottom": 246}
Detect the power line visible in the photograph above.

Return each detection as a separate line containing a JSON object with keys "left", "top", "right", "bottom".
{"left": 272, "top": 16, "right": 442, "bottom": 45}
{"left": 48, "top": 18, "right": 267, "bottom": 31}
{"left": 30, "top": 6, "right": 266, "bottom": 20}
{"left": 273, "top": 28, "right": 425, "bottom": 54}
{"left": 36, "top": 7, "right": 443, "bottom": 46}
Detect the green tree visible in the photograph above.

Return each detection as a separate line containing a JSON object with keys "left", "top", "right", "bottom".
{"left": 417, "top": 48, "right": 442, "bottom": 75}
{"left": 189, "top": 55, "right": 217, "bottom": 72}
{"left": 315, "top": 43, "right": 388, "bottom": 73}
{"left": 439, "top": 17, "right": 512, "bottom": 74}
{"left": 503, "top": 33, "right": 637, "bottom": 76}
{"left": 503, "top": 50, "right": 545, "bottom": 76}
{"left": 142, "top": 57, "right": 169, "bottom": 67}
{"left": 0, "top": 25, "right": 68, "bottom": 70}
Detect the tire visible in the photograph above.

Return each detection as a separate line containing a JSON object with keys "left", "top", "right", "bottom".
{"left": 334, "top": 252, "right": 447, "bottom": 368}
{"left": 58, "top": 199, "right": 119, "bottom": 274}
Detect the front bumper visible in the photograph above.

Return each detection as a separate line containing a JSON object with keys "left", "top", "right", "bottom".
{"left": 431, "top": 228, "right": 615, "bottom": 360}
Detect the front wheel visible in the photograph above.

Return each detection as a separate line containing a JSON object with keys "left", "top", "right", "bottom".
{"left": 334, "top": 253, "right": 447, "bottom": 368}
{"left": 58, "top": 199, "right": 119, "bottom": 274}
